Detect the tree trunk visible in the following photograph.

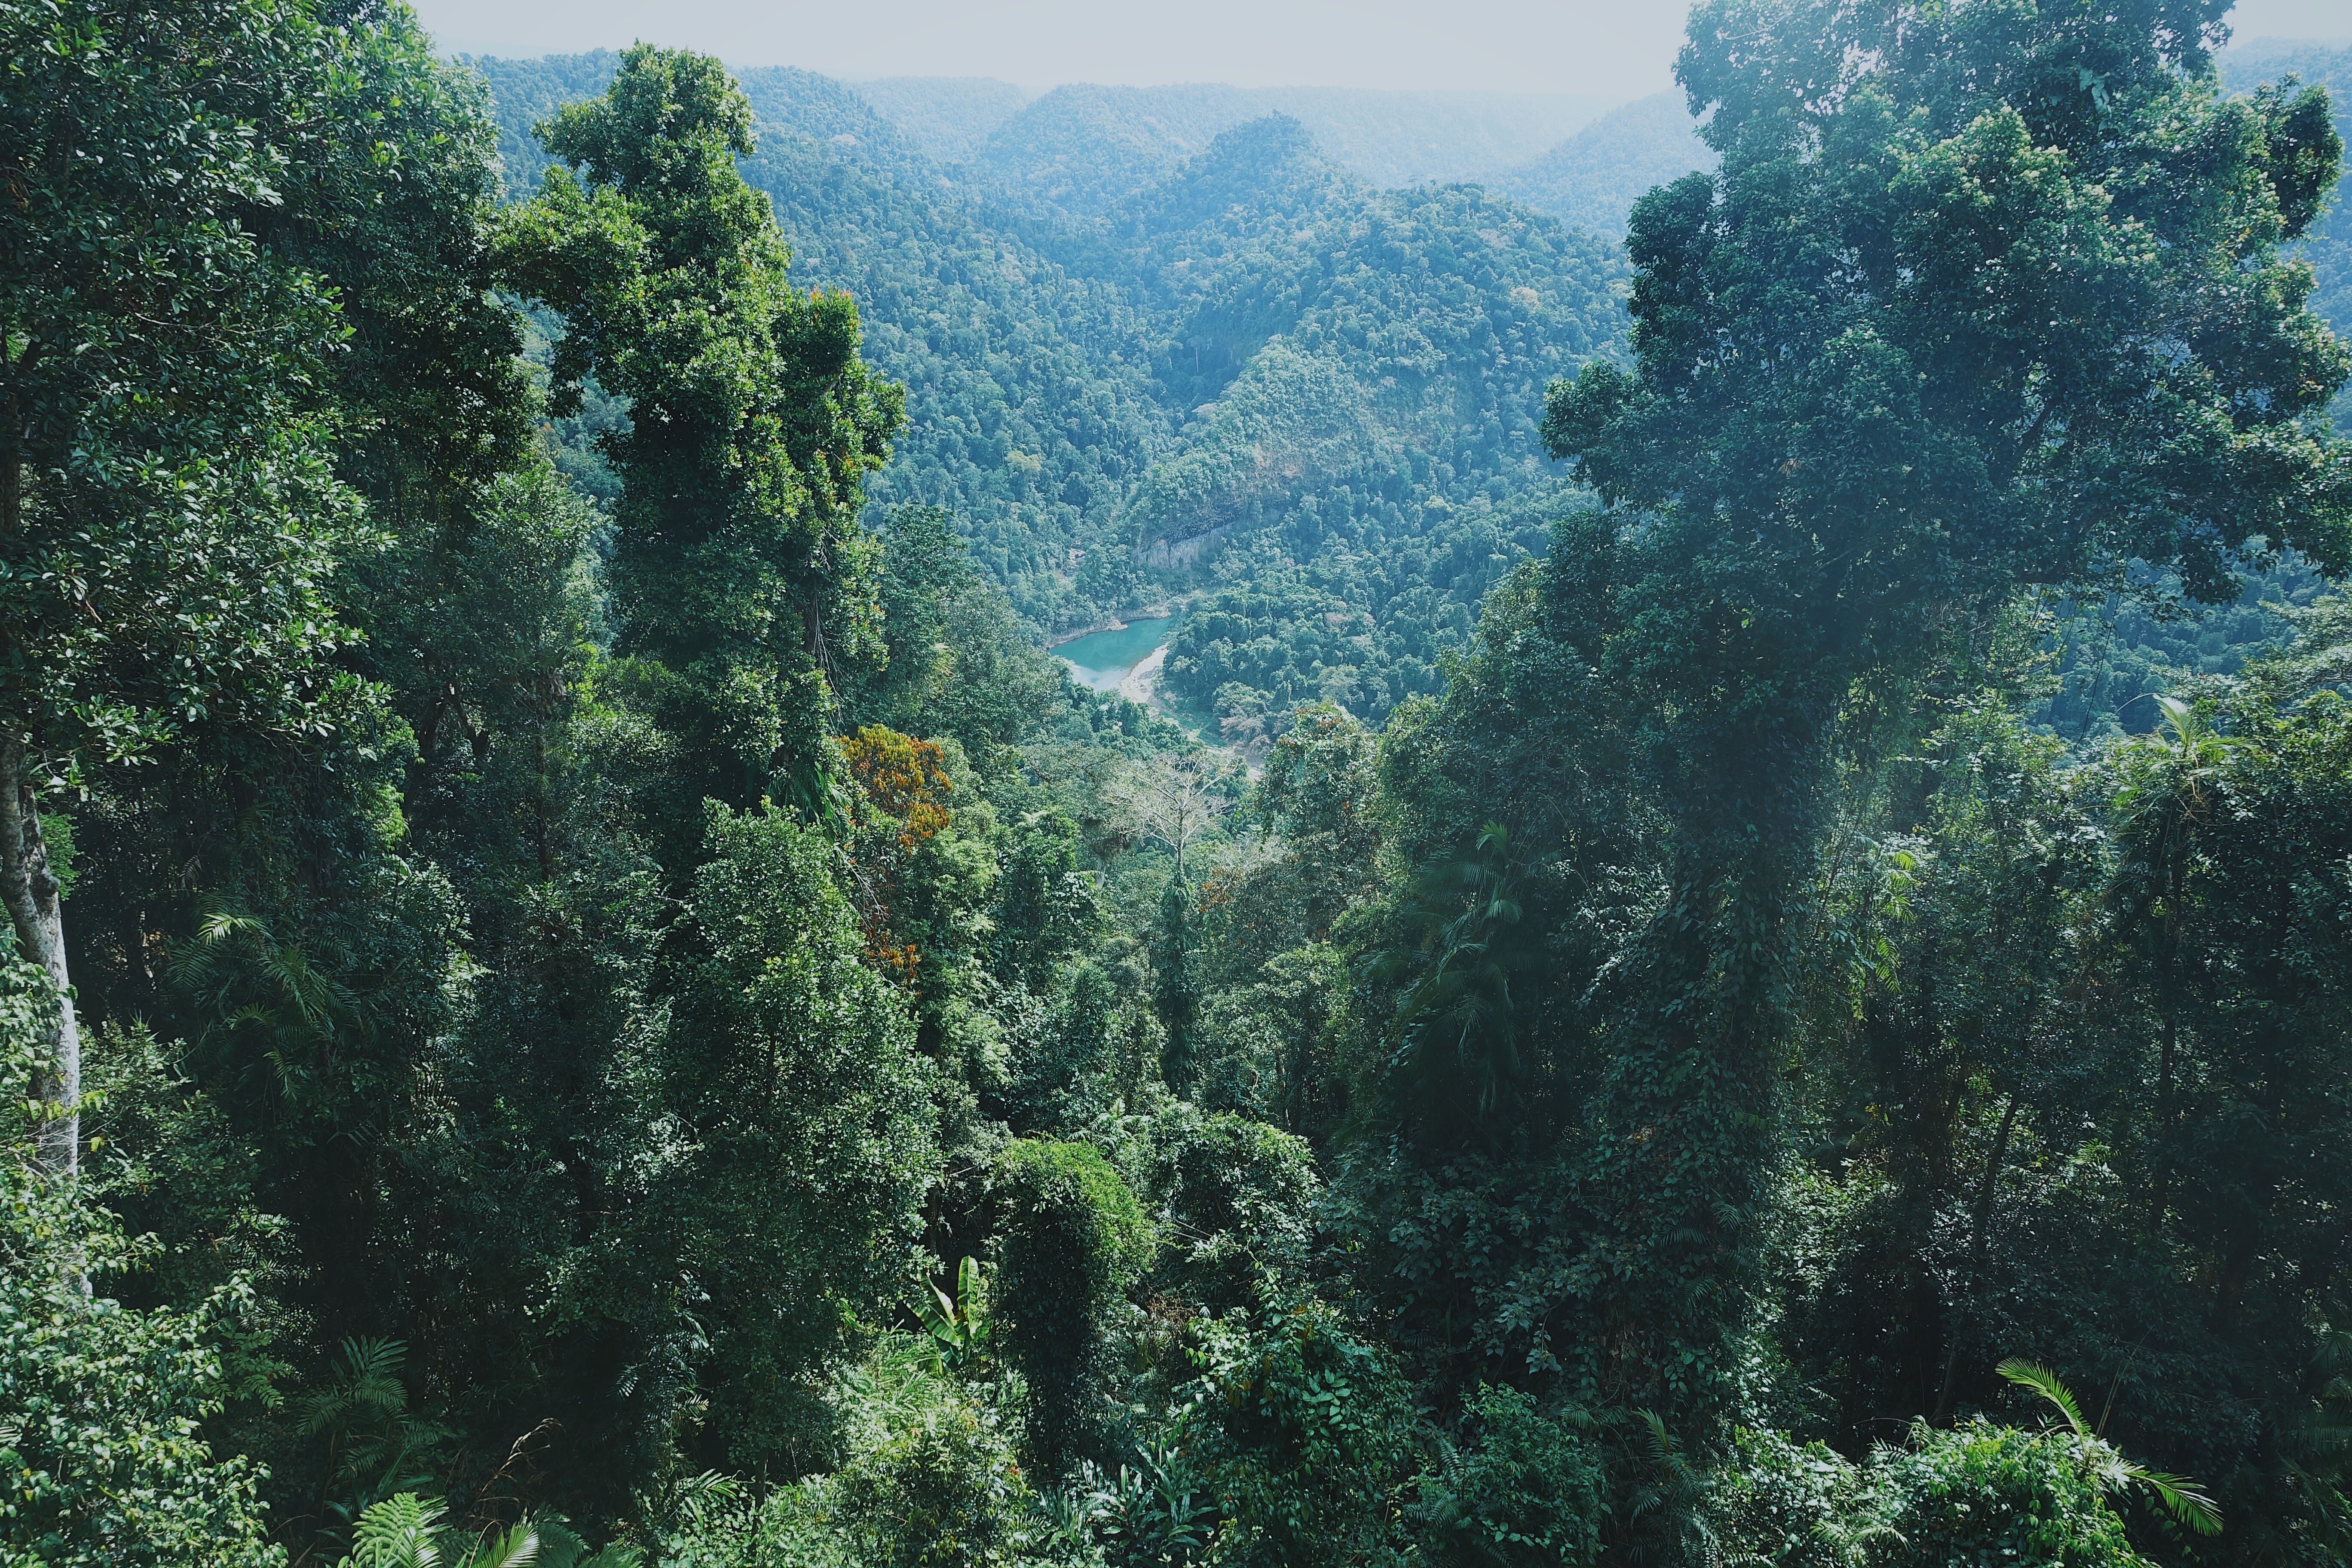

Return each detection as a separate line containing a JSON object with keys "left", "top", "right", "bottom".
{"left": 1932, "top": 1093, "right": 2018, "bottom": 1423}
{"left": 0, "top": 735, "right": 79, "bottom": 1177}
{"left": 2152, "top": 1011, "right": 2176, "bottom": 1219}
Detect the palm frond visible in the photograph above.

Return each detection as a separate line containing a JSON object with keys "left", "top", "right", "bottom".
{"left": 1998, "top": 1358, "right": 2090, "bottom": 1437}
{"left": 2133, "top": 1469, "right": 2223, "bottom": 1537}
{"left": 460, "top": 1522, "right": 539, "bottom": 1568}
{"left": 1999, "top": 1359, "right": 2223, "bottom": 1538}
{"left": 528, "top": 1521, "right": 588, "bottom": 1568}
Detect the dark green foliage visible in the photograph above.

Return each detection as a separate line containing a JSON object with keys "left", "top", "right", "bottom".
{"left": 1195, "top": 942, "right": 1354, "bottom": 1142}
{"left": 1869, "top": 1424, "right": 2152, "bottom": 1568}
{"left": 368, "top": 463, "right": 602, "bottom": 909}
{"left": 499, "top": 44, "right": 905, "bottom": 839}
{"left": 990, "top": 1139, "right": 1153, "bottom": 1473}
{"left": 631, "top": 804, "right": 938, "bottom": 1474}
{"left": 27, "top": 6, "right": 2352, "bottom": 1562}
{"left": 79, "top": 1021, "right": 293, "bottom": 1405}
{"left": 833, "top": 1403, "right": 1031, "bottom": 1568}
{"left": 990, "top": 808, "right": 1098, "bottom": 998}
{"left": 1143, "top": 1109, "right": 1320, "bottom": 1311}
{"left": 1377, "top": 821, "right": 1543, "bottom": 1134}
{"left": 1153, "top": 882, "right": 1201, "bottom": 1093}
{"left": 1410, "top": 1386, "right": 1607, "bottom": 1568}
{"left": 1765, "top": 678, "right": 2352, "bottom": 1542}
{"left": 2032, "top": 564, "right": 2328, "bottom": 746}
{"left": 264, "top": 0, "right": 533, "bottom": 511}
{"left": 0, "top": 0, "right": 361, "bottom": 759}
{"left": 0, "top": 1219, "right": 285, "bottom": 1567}
{"left": 0, "top": 959, "right": 282, "bottom": 1568}
{"left": 0, "top": 0, "right": 386, "bottom": 1178}
{"left": 1712, "top": 1429, "right": 1862, "bottom": 1568}
{"left": 1713, "top": 1422, "right": 2165, "bottom": 1568}
{"left": 850, "top": 505, "right": 1069, "bottom": 763}
{"left": 1168, "top": 1292, "right": 1419, "bottom": 1568}
{"left": 1527, "top": 0, "right": 2351, "bottom": 1430}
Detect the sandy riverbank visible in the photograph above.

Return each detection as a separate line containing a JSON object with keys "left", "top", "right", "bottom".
{"left": 1117, "top": 643, "right": 1167, "bottom": 707}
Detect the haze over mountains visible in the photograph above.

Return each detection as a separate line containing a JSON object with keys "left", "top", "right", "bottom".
{"left": 2220, "top": 38, "right": 2352, "bottom": 342}
{"left": 856, "top": 77, "right": 1629, "bottom": 194}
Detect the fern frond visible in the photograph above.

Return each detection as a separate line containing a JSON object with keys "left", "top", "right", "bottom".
{"left": 1638, "top": 1407, "right": 1674, "bottom": 1464}
{"left": 345, "top": 1492, "right": 445, "bottom": 1568}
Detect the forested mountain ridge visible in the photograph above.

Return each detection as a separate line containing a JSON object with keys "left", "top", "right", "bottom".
{"left": 9, "top": 4, "right": 2352, "bottom": 1567}
{"left": 464, "top": 45, "right": 2347, "bottom": 746}
{"left": 855, "top": 77, "right": 1615, "bottom": 198}
{"left": 849, "top": 74, "right": 1029, "bottom": 164}
{"left": 465, "top": 52, "right": 1631, "bottom": 730}
{"left": 1491, "top": 91, "right": 1717, "bottom": 235}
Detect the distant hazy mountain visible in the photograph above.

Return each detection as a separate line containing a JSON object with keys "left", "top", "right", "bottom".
{"left": 450, "top": 43, "right": 2321, "bottom": 739}
{"left": 850, "top": 76, "right": 1030, "bottom": 164}
{"left": 848, "top": 78, "right": 1613, "bottom": 207}
{"left": 455, "top": 49, "right": 619, "bottom": 194}
{"left": 1491, "top": 92, "right": 1715, "bottom": 236}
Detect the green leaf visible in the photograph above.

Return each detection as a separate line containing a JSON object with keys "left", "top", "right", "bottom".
{"left": 1997, "top": 1358, "right": 2091, "bottom": 1439}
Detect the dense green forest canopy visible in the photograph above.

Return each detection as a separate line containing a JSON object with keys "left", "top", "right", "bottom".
{"left": 458, "top": 40, "right": 2349, "bottom": 750}
{"left": 456, "top": 49, "right": 1636, "bottom": 744}
{"left": 5, "top": 2, "right": 2352, "bottom": 1567}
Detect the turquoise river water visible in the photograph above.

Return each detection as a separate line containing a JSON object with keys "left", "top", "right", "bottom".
{"left": 1055, "top": 616, "right": 1175, "bottom": 692}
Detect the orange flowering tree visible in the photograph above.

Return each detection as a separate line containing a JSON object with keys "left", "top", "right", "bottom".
{"left": 836, "top": 725, "right": 1005, "bottom": 1083}
{"left": 839, "top": 725, "right": 956, "bottom": 988}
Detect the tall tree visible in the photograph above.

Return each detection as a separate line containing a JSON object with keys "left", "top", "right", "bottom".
{"left": 0, "top": 0, "right": 364, "bottom": 1173}
{"left": 499, "top": 45, "right": 905, "bottom": 853}
{"left": 1538, "top": 0, "right": 2350, "bottom": 1425}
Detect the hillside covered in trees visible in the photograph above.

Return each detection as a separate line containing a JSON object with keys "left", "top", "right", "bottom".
{"left": 459, "top": 50, "right": 1640, "bottom": 738}
{"left": 6, "top": 3, "right": 2352, "bottom": 1567}
{"left": 458, "top": 43, "right": 2346, "bottom": 751}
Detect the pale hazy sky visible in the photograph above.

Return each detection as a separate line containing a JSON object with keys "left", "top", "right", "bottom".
{"left": 410, "top": 0, "right": 2352, "bottom": 99}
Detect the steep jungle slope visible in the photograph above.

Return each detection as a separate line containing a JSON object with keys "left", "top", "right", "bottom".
{"left": 471, "top": 53, "right": 1180, "bottom": 628}
{"left": 464, "top": 55, "right": 1632, "bottom": 686}
{"left": 1110, "top": 117, "right": 1628, "bottom": 732}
